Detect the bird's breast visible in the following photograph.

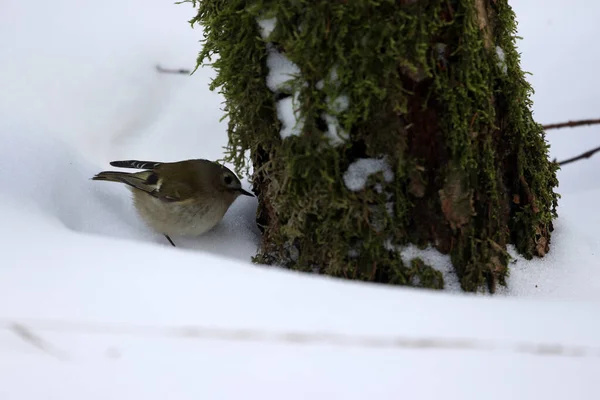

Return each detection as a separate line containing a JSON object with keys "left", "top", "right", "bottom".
{"left": 133, "top": 193, "right": 230, "bottom": 236}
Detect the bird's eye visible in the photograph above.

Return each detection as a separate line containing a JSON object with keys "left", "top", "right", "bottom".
{"left": 224, "top": 175, "right": 233, "bottom": 185}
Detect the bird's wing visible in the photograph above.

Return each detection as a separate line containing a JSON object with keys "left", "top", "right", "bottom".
{"left": 93, "top": 170, "right": 183, "bottom": 202}
{"left": 154, "top": 176, "right": 196, "bottom": 202}
{"left": 101, "top": 160, "right": 206, "bottom": 202}
{"left": 109, "top": 160, "right": 163, "bottom": 169}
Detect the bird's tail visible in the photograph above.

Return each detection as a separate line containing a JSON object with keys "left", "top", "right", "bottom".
{"left": 92, "top": 171, "right": 130, "bottom": 183}
{"left": 91, "top": 170, "right": 157, "bottom": 195}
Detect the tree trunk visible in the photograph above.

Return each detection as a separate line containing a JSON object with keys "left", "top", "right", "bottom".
{"left": 191, "top": 0, "right": 559, "bottom": 293}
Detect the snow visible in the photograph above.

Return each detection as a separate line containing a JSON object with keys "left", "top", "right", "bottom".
{"left": 317, "top": 65, "right": 341, "bottom": 90}
{"left": 496, "top": 187, "right": 600, "bottom": 300}
{"left": 322, "top": 112, "right": 348, "bottom": 145}
{"left": 496, "top": 46, "right": 508, "bottom": 74}
{"left": 276, "top": 92, "right": 305, "bottom": 139}
{"left": 256, "top": 17, "right": 278, "bottom": 39}
{"left": 395, "top": 243, "right": 461, "bottom": 292}
{"left": 328, "top": 66, "right": 341, "bottom": 84}
{"left": 320, "top": 87, "right": 350, "bottom": 146}
{"left": 326, "top": 94, "right": 350, "bottom": 113}
{"left": 317, "top": 66, "right": 341, "bottom": 91}
{"left": 265, "top": 45, "right": 301, "bottom": 93}
{"left": 435, "top": 43, "right": 448, "bottom": 67}
{"left": 262, "top": 40, "right": 305, "bottom": 139}
{"left": 343, "top": 158, "right": 394, "bottom": 191}
{"left": 322, "top": 95, "right": 350, "bottom": 146}
{"left": 263, "top": 37, "right": 348, "bottom": 145}
{"left": 1, "top": 0, "right": 600, "bottom": 398}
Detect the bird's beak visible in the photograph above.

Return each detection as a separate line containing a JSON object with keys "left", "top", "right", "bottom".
{"left": 238, "top": 188, "right": 255, "bottom": 197}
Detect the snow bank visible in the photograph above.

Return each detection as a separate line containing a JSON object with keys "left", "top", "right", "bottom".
{"left": 0, "top": 118, "right": 260, "bottom": 261}
{"left": 497, "top": 187, "right": 600, "bottom": 301}
{"left": 2, "top": 190, "right": 600, "bottom": 398}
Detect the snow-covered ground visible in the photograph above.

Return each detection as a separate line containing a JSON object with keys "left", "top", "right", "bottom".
{"left": 1, "top": 0, "right": 599, "bottom": 398}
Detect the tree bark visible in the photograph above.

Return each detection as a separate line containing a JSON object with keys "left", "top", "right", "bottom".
{"left": 191, "top": 0, "right": 559, "bottom": 293}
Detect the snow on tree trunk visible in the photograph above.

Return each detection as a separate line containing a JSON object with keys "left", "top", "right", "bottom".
{"left": 189, "top": 0, "right": 559, "bottom": 293}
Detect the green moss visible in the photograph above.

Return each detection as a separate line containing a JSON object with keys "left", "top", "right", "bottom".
{"left": 186, "top": 0, "right": 559, "bottom": 293}
{"left": 493, "top": 1, "right": 560, "bottom": 259}
{"left": 406, "top": 258, "right": 445, "bottom": 290}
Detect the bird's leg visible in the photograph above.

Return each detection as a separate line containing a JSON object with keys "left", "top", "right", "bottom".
{"left": 164, "top": 234, "right": 176, "bottom": 247}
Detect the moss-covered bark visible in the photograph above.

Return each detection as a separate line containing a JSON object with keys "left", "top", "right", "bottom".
{"left": 188, "top": 0, "right": 559, "bottom": 293}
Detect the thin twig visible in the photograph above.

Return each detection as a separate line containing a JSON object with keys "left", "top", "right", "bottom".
{"left": 542, "top": 118, "right": 600, "bottom": 130}
{"left": 156, "top": 65, "right": 191, "bottom": 75}
{"left": 541, "top": 117, "right": 600, "bottom": 166}
{"left": 555, "top": 145, "right": 600, "bottom": 166}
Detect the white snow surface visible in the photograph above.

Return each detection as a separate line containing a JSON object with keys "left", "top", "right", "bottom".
{"left": 343, "top": 158, "right": 394, "bottom": 191}
{"left": 1, "top": 0, "right": 600, "bottom": 398}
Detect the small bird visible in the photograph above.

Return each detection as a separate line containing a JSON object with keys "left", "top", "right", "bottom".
{"left": 92, "top": 159, "right": 254, "bottom": 247}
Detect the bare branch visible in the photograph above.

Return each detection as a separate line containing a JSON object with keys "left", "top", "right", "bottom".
{"left": 156, "top": 65, "right": 191, "bottom": 75}
{"left": 539, "top": 118, "right": 600, "bottom": 166}
{"left": 556, "top": 145, "right": 600, "bottom": 166}
{"left": 542, "top": 118, "right": 600, "bottom": 130}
